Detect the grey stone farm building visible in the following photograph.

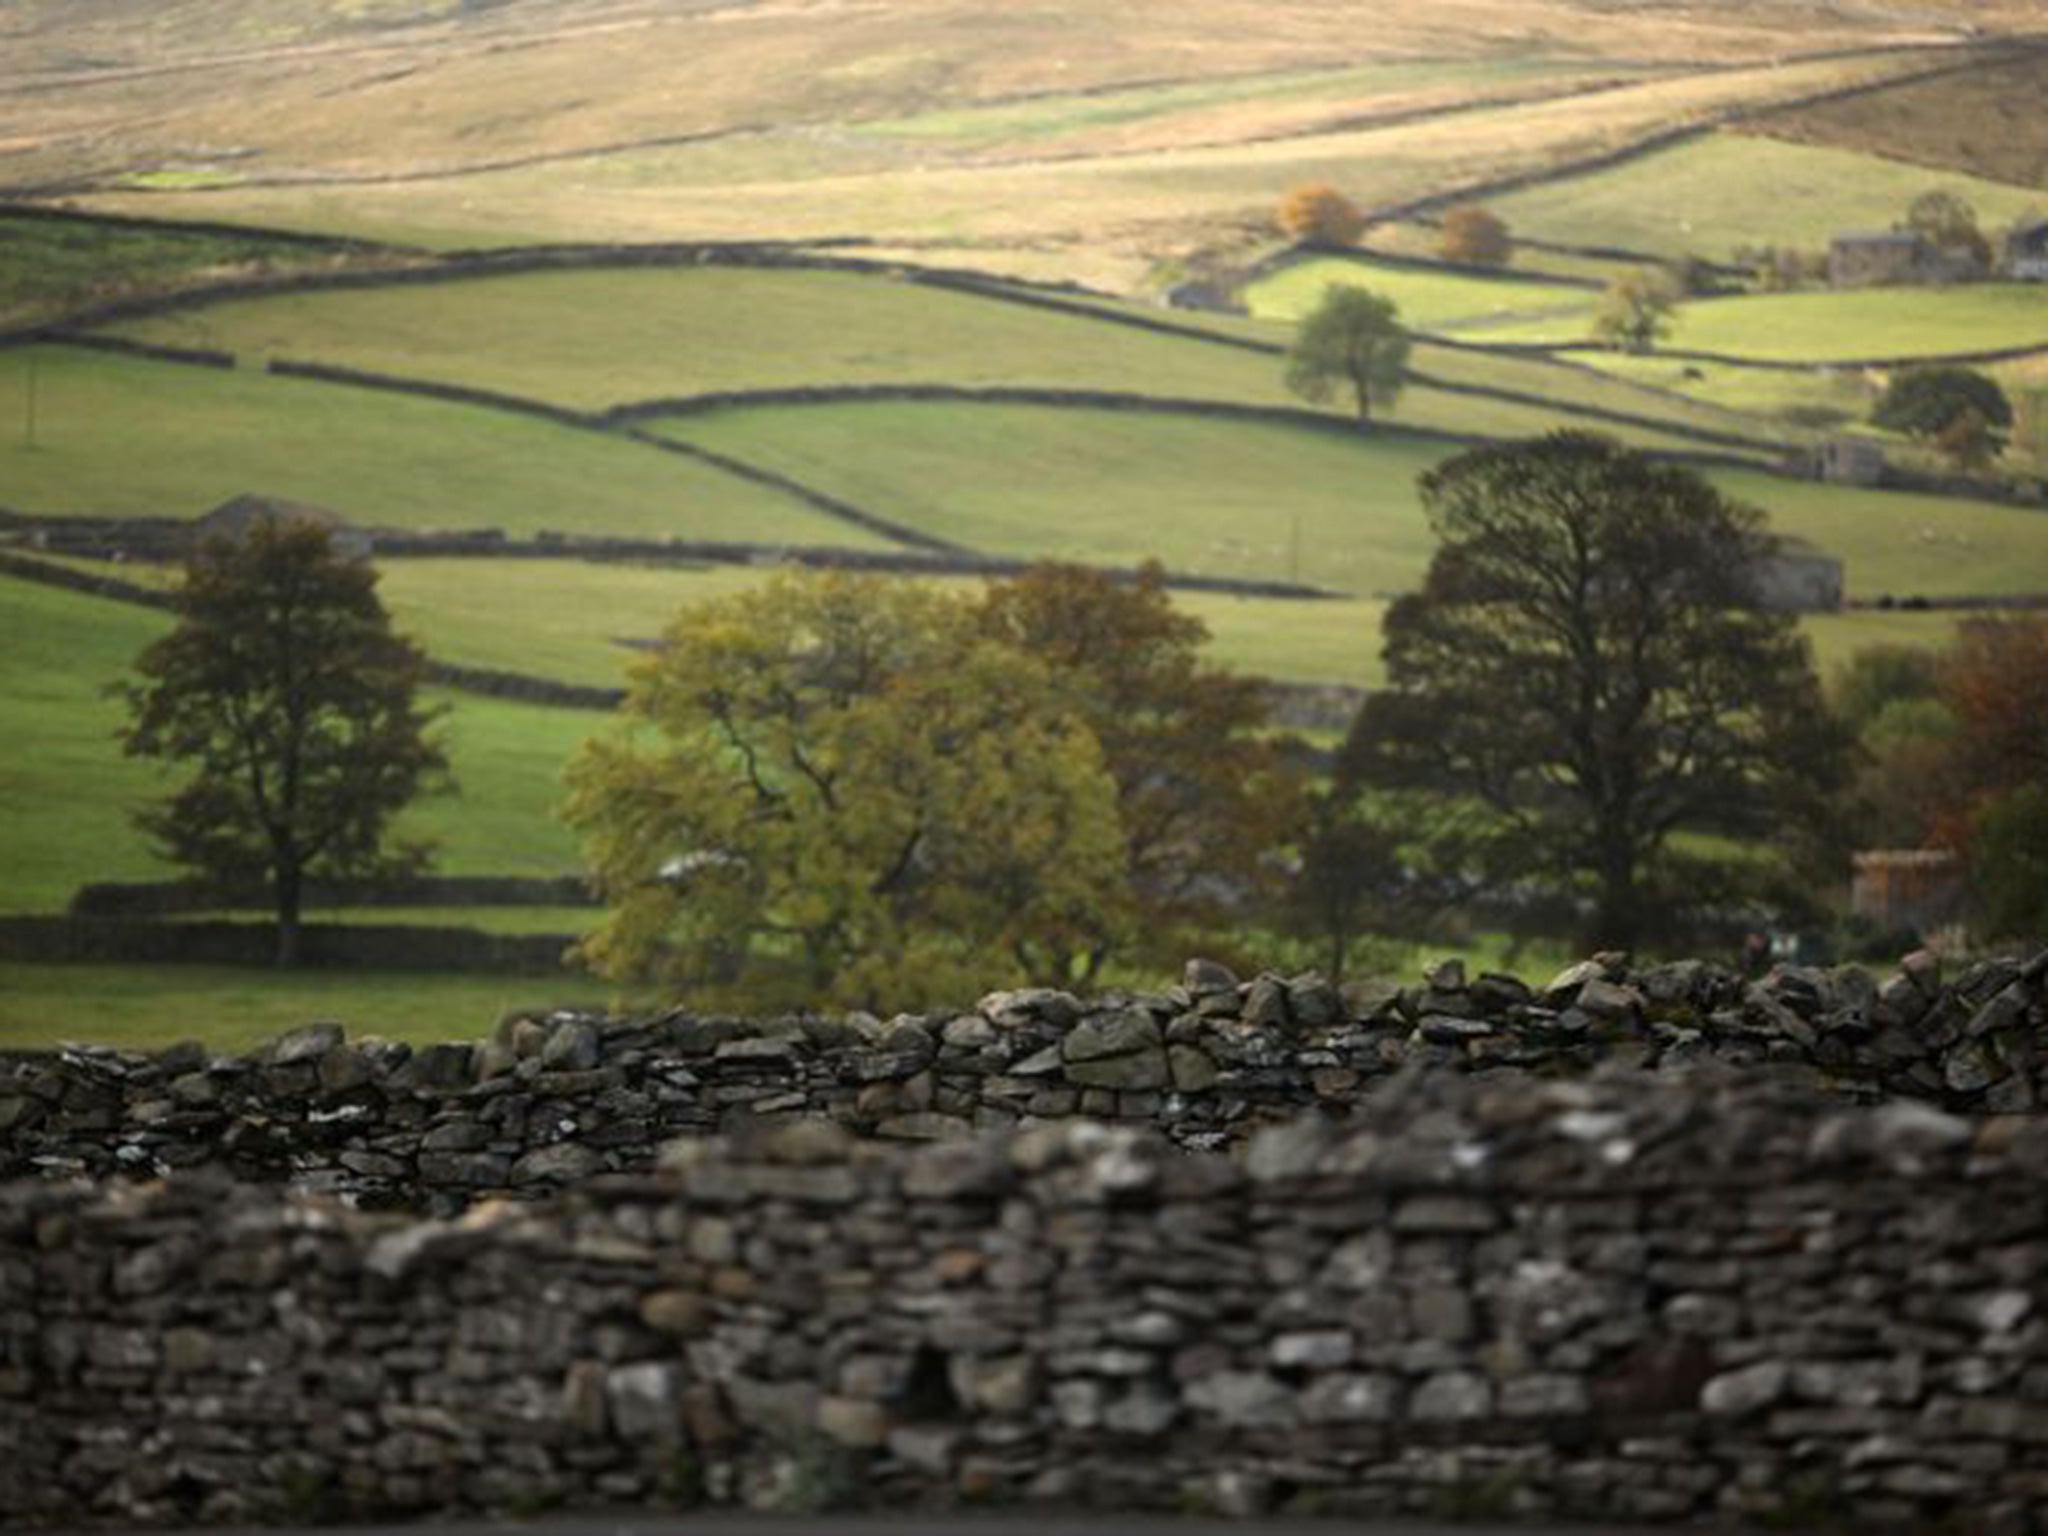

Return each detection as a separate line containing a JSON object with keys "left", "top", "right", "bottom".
{"left": 2008, "top": 215, "right": 2048, "bottom": 281}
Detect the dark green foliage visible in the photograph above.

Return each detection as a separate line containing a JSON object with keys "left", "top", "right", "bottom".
{"left": 1284, "top": 286, "right": 1411, "bottom": 424}
{"left": 121, "top": 518, "right": 449, "bottom": 965}
{"left": 1345, "top": 432, "right": 1853, "bottom": 949}
{"left": 1871, "top": 367, "right": 2013, "bottom": 440}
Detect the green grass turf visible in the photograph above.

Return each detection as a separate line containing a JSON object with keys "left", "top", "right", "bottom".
{"left": 0, "top": 211, "right": 333, "bottom": 321}
{"left": 649, "top": 402, "right": 1449, "bottom": 595}
{"left": 0, "top": 345, "right": 875, "bottom": 546}
{"left": 373, "top": 557, "right": 1394, "bottom": 692}
{"left": 1484, "top": 132, "right": 2048, "bottom": 267}
{"left": 649, "top": 399, "right": 2048, "bottom": 601}
{"left": 98, "top": 264, "right": 1768, "bottom": 454}
{"left": 1473, "top": 283, "right": 2048, "bottom": 362}
{"left": 0, "top": 570, "right": 597, "bottom": 913}
{"left": 105, "top": 266, "right": 1314, "bottom": 413}
{"left": 1663, "top": 285, "right": 2048, "bottom": 364}
{"left": 1361, "top": 220, "right": 1649, "bottom": 285}
{"left": 1570, "top": 352, "right": 1883, "bottom": 427}
{"left": 1708, "top": 469, "right": 2048, "bottom": 601}
{"left": 1243, "top": 252, "right": 1597, "bottom": 335}
{"left": 0, "top": 963, "right": 623, "bottom": 1053}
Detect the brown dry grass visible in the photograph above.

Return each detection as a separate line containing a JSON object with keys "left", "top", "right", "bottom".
{"left": 1736, "top": 49, "right": 2048, "bottom": 193}
{"left": 77, "top": 50, "right": 1959, "bottom": 291}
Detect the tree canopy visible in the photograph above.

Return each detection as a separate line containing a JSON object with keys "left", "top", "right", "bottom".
{"left": 979, "top": 562, "right": 1302, "bottom": 979}
{"left": 1592, "top": 268, "right": 1681, "bottom": 353}
{"left": 1872, "top": 367, "right": 2013, "bottom": 467}
{"left": 121, "top": 516, "right": 448, "bottom": 965}
{"left": 1342, "top": 433, "right": 1851, "bottom": 949}
{"left": 562, "top": 574, "right": 1131, "bottom": 1010}
{"left": 1285, "top": 286, "right": 1411, "bottom": 424}
{"left": 1438, "top": 205, "right": 1511, "bottom": 267}
{"left": 1277, "top": 183, "right": 1364, "bottom": 246}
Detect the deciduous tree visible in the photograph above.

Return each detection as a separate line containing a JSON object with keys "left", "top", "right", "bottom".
{"left": 1593, "top": 267, "right": 1681, "bottom": 353}
{"left": 563, "top": 574, "right": 1130, "bottom": 1010}
{"left": 1344, "top": 433, "right": 1852, "bottom": 949}
{"left": 1904, "top": 189, "right": 1992, "bottom": 277}
{"left": 978, "top": 562, "right": 1303, "bottom": 979}
{"left": 121, "top": 516, "right": 448, "bottom": 966}
{"left": 1277, "top": 184, "right": 1365, "bottom": 246}
{"left": 1438, "top": 205, "right": 1511, "bottom": 267}
{"left": 1285, "top": 286, "right": 1411, "bottom": 425}
{"left": 1873, "top": 367, "right": 2012, "bottom": 467}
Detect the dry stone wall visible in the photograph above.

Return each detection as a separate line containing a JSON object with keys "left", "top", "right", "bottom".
{"left": 5, "top": 1070, "right": 2048, "bottom": 1530}
{"left": 4, "top": 950, "right": 2045, "bottom": 1213}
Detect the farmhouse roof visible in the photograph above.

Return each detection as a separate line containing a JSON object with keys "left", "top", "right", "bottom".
{"left": 201, "top": 494, "right": 353, "bottom": 534}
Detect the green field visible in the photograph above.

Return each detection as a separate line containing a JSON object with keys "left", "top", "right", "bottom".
{"left": 1574, "top": 352, "right": 1883, "bottom": 426}
{"left": 0, "top": 345, "right": 873, "bottom": 545}
{"left": 371, "top": 557, "right": 1394, "bottom": 692}
{"left": 650, "top": 402, "right": 1450, "bottom": 594}
{"left": 98, "top": 263, "right": 1779, "bottom": 455}
{"left": 1484, "top": 132, "right": 2048, "bottom": 266}
{"left": 107, "top": 266, "right": 1311, "bottom": 413}
{"left": 0, "top": 964, "right": 621, "bottom": 1052}
{"left": 0, "top": 571, "right": 596, "bottom": 914}
{"left": 1245, "top": 252, "right": 1597, "bottom": 336}
{"left": 1425, "top": 281, "right": 2048, "bottom": 363}
{"left": 0, "top": 211, "right": 347, "bottom": 324}
{"left": 1361, "top": 220, "right": 1650, "bottom": 285}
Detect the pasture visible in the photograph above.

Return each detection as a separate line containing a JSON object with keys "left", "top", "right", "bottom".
{"left": 0, "top": 345, "right": 866, "bottom": 545}
{"left": 1244, "top": 252, "right": 1597, "bottom": 335}
{"left": 0, "top": 570, "right": 596, "bottom": 915}
{"left": 1483, "top": 132, "right": 2048, "bottom": 267}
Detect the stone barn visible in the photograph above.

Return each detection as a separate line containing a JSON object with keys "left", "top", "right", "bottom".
{"left": 1749, "top": 539, "right": 1844, "bottom": 612}
{"left": 2007, "top": 216, "right": 2048, "bottom": 281}
{"left": 196, "top": 493, "right": 372, "bottom": 561}
{"left": 1828, "top": 231, "right": 1932, "bottom": 288}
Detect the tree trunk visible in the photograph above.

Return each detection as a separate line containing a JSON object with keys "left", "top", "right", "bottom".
{"left": 1589, "top": 837, "right": 1639, "bottom": 953}
{"left": 273, "top": 857, "right": 303, "bottom": 968}
{"left": 1353, "top": 378, "right": 1373, "bottom": 426}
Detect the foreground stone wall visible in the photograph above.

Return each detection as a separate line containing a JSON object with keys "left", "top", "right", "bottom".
{"left": 4, "top": 951, "right": 2044, "bottom": 1211}
{"left": 5, "top": 1071, "right": 2047, "bottom": 1530}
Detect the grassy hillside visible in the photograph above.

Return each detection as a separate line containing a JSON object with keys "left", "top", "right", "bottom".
{"left": 1738, "top": 50, "right": 2048, "bottom": 193}
{"left": 0, "top": 570, "right": 594, "bottom": 914}
{"left": 1245, "top": 252, "right": 1597, "bottom": 334}
{"left": 71, "top": 51, "right": 1948, "bottom": 288}
{"left": 0, "top": 345, "right": 870, "bottom": 545}
{"left": 1484, "top": 132, "right": 2048, "bottom": 266}
{"left": 102, "top": 264, "right": 1784, "bottom": 455}
{"left": 638, "top": 398, "right": 2048, "bottom": 601}
{"left": 649, "top": 402, "right": 1450, "bottom": 593}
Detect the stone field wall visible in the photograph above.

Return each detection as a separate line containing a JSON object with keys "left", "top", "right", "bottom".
{"left": 4, "top": 948, "right": 2047, "bottom": 1529}
{"left": 5, "top": 1072, "right": 2047, "bottom": 1529}
{"left": 4, "top": 951, "right": 2045, "bottom": 1211}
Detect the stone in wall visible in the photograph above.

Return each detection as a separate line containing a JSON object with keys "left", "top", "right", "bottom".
{"left": 4, "top": 1069, "right": 2048, "bottom": 1529}
{"left": 2, "top": 947, "right": 2043, "bottom": 1212}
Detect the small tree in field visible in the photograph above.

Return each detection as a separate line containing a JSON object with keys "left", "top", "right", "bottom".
{"left": 1278, "top": 184, "right": 1365, "bottom": 246}
{"left": 1439, "top": 205, "right": 1511, "bottom": 267}
{"left": 1286, "top": 287, "right": 1411, "bottom": 425}
{"left": 1593, "top": 267, "right": 1681, "bottom": 352}
{"left": 1873, "top": 366, "right": 2012, "bottom": 468}
{"left": 122, "top": 517, "right": 448, "bottom": 966}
